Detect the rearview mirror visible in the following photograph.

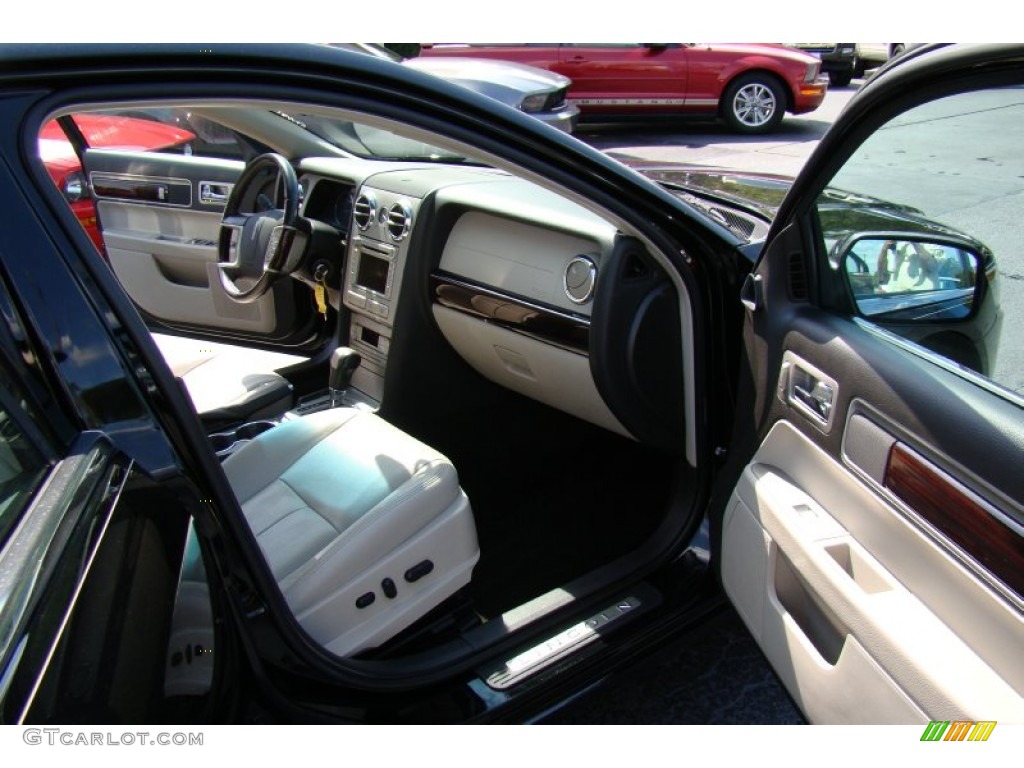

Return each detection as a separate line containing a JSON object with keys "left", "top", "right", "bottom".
{"left": 840, "top": 235, "right": 983, "bottom": 321}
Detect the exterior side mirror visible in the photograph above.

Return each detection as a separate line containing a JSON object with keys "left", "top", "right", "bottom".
{"left": 839, "top": 234, "right": 986, "bottom": 322}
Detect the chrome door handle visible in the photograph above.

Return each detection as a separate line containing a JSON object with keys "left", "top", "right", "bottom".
{"left": 793, "top": 380, "right": 834, "bottom": 421}
{"left": 199, "top": 181, "right": 232, "bottom": 205}
{"left": 781, "top": 351, "right": 839, "bottom": 432}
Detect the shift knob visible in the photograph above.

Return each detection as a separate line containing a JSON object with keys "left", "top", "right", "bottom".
{"left": 329, "top": 347, "right": 361, "bottom": 406}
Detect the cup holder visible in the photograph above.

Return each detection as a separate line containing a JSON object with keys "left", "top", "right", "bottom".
{"left": 208, "top": 433, "right": 235, "bottom": 454}
{"left": 209, "top": 420, "right": 277, "bottom": 458}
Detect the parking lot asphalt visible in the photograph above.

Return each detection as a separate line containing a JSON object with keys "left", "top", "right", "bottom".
{"left": 543, "top": 606, "right": 804, "bottom": 725}
{"left": 545, "top": 82, "right": 866, "bottom": 727}
{"left": 576, "top": 81, "right": 859, "bottom": 176}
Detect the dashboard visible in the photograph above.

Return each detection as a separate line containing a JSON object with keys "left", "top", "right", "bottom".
{"left": 294, "top": 158, "right": 686, "bottom": 449}
{"left": 79, "top": 133, "right": 687, "bottom": 454}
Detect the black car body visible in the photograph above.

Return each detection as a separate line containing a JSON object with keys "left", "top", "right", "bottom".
{"left": 0, "top": 43, "right": 1020, "bottom": 726}
{"left": 789, "top": 43, "right": 858, "bottom": 86}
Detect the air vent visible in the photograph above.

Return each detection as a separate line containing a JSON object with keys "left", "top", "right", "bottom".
{"left": 788, "top": 252, "right": 809, "bottom": 301}
{"left": 386, "top": 201, "right": 413, "bottom": 242}
{"left": 353, "top": 193, "right": 376, "bottom": 230}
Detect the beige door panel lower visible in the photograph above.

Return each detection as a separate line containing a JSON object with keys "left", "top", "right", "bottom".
{"left": 723, "top": 420, "right": 1024, "bottom": 723}
{"left": 99, "top": 200, "right": 277, "bottom": 333}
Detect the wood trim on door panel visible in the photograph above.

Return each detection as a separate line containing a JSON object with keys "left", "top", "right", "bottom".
{"left": 885, "top": 442, "right": 1024, "bottom": 600}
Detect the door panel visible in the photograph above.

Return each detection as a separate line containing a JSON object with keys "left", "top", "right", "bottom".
{"left": 558, "top": 44, "right": 688, "bottom": 112}
{"left": 723, "top": 218, "right": 1024, "bottom": 723}
{"left": 84, "top": 148, "right": 286, "bottom": 335}
{"left": 722, "top": 58, "right": 1024, "bottom": 723}
{"left": 724, "top": 421, "right": 1023, "bottom": 722}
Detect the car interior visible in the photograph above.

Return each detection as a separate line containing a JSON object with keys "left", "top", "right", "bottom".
{"left": 15, "top": 46, "right": 1024, "bottom": 728}
{"left": 42, "top": 98, "right": 707, "bottom": 701}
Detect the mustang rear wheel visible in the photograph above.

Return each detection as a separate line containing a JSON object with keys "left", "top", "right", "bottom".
{"left": 722, "top": 73, "right": 786, "bottom": 134}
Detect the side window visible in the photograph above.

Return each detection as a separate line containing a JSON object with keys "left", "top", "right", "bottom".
{"left": 85, "top": 109, "right": 254, "bottom": 161}
{"left": 39, "top": 111, "right": 263, "bottom": 252}
{"left": 818, "top": 86, "right": 1019, "bottom": 397}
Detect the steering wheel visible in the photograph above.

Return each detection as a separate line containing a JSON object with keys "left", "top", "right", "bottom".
{"left": 217, "top": 153, "right": 303, "bottom": 303}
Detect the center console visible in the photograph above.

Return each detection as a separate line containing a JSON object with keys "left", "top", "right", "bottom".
{"left": 342, "top": 186, "right": 419, "bottom": 403}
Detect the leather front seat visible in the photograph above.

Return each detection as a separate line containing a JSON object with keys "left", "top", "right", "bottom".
{"left": 153, "top": 333, "right": 300, "bottom": 428}
{"left": 221, "top": 408, "right": 479, "bottom": 657}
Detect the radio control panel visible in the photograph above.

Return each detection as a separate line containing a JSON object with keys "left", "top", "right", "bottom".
{"left": 342, "top": 185, "right": 420, "bottom": 401}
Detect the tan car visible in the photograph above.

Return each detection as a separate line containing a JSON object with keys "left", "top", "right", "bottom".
{"left": 855, "top": 43, "right": 911, "bottom": 74}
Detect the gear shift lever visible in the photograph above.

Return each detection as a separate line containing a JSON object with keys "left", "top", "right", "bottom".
{"left": 329, "top": 347, "right": 361, "bottom": 407}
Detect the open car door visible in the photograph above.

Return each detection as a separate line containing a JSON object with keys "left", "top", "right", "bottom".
{"left": 64, "top": 110, "right": 321, "bottom": 349}
{"left": 720, "top": 45, "right": 1024, "bottom": 724}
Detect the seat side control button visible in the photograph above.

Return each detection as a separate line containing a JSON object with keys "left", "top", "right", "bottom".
{"left": 356, "top": 592, "right": 376, "bottom": 609}
{"left": 381, "top": 578, "right": 397, "bottom": 599}
{"left": 404, "top": 560, "right": 434, "bottom": 583}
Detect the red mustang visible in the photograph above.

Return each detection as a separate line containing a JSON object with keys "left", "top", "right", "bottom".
{"left": 39, "top": 114, "right": 195, "bottom": 250}
{"left": 420, "top": 43, "right": 827, "bottom": 134}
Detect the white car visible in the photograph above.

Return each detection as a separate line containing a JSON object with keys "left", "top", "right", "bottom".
{"left": 336, "top": 43, "right": 579, "bottom": 133}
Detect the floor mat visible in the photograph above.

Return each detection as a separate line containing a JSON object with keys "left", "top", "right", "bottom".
{"left": 446, "top": 404, "right": 678, "bottom": 617}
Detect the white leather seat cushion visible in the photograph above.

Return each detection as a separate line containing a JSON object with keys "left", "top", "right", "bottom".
{"left": 153, "top": 333, "right": 303, "bottom": 416}
{"left": 222, "top": 408, "right": 479, "bottom": 656}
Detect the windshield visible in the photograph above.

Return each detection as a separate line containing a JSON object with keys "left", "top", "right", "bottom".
{"left": 83, "top": 106, "right": 483, "bottom": 165}
{"left": 285, "top": 111, "right": 479, "bottom": 163}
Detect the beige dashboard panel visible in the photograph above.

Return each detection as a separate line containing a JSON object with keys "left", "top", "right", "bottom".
{"left": 432, "top": 305, "right": 630, "bottom": 439}
{"left": 440, "top": 212, "right": 604, "bottom": 317}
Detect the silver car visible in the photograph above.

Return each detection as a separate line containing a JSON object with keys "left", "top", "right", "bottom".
{"left": 336, "top": 44, "right": 579, "bottom": 133}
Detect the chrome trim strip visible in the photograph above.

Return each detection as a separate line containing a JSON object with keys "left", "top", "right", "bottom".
{"left": 572, "top": 97, "right": 688, "bottom": 106}
{"left": 89, "top": 172, "right": 193, "bottom": 208}
{"left": 432, "top": 272, "right": 590, "bottom": 355}
{"left": 852, "top": 318, "right": 1024, "bottom": 409}
{"left": 484, "top": 596, "right": 642, "bottom": 690}
{"left": 570, "top": 97, "right": 719, "bottom": 108}
{"left": 15, "top": 455, "right": 133, "bottom": 723}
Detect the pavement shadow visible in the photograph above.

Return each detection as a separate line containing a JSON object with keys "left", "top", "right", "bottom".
{"left": 542, "top": 606, "right": 805, "bottom": 724}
